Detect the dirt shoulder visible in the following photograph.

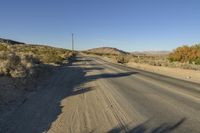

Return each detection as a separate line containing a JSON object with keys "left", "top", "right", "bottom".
{"left": 88, "top": 54, "right": 200, "bottom": 83}
{"left": 0, "top": 64, "right": 53, "bottom": 123}
{"left": 126, "top": 62, "right": 200, "bottom": 83}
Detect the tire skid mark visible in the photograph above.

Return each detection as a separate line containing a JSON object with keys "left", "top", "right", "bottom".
{"left": 96, "top": 79, "right": 129, "bottom": 132}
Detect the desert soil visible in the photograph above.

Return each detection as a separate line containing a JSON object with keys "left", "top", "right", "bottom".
{"left": 97, "top": 55, "right": 200, "bottom": 83}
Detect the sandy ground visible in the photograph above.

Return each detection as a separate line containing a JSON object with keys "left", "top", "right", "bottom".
{"left": 126, "top": 62, "right": 200, "bottom": 83}
{"left": 97, "top": 55, "right": 200, "bottom": 83}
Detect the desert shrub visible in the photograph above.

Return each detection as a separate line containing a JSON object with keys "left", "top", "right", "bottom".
{"left": 193, "top": 58, "right": 200, "bottom": 65}
{"left": 0, "top": 44, "right": 8, "bottom": 51}
{"left": 34, "top": 47, "right": 72, "bottom": 64}
{"left": 0, "top": 43, "right": 74, "bottom": 106}
{"left": 40, "top": 52, "right": 64, "bottom": 64}
{"left": 20, "top": 54, "right": 41, "bottom": 66}
{"left": 0, "top": 52, "right": 21, "bottom": 76}
{"left": 169, "top": 44, "right": 200, "bottom": 64}
{"left": 0, "top": 51, "right": 40, "bottom": 78}
{"left": 3, "top": 44, "right": 73, "bottom": 64}
{"left": 115, "top": 54, "right": 130, "bottom": 64}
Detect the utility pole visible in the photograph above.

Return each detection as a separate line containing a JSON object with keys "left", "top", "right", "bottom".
{"left": 72, "top": 33, "right": 74, "bottom": 53}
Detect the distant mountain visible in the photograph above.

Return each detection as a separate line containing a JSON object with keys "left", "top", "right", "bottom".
{"left": 0, "top": 38, "right": 25, "bottom": 45}
{"left": 132, "top": 50, "right": 170, "bottom": 55}
{"left": 87, "top": 47, "right": 128, "bottom": 55}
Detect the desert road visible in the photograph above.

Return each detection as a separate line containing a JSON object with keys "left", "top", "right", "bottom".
{"left": 0, "top": 55, "right": 200, "bottom": 133}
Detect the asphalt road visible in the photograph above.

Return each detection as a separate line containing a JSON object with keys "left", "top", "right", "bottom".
{"left": 0, "top": 55, "right": 200, "bottom": 133}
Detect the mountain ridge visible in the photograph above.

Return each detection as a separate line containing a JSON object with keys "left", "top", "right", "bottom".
{"left": 0, "top": 38, "right": 25, "bottom": 45}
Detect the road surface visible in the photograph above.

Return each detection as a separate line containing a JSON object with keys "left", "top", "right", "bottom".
{"left": 0, "top": 55, "right": 200, "bottom": 133}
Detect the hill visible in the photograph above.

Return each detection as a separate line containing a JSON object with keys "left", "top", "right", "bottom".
{"left": 0, "top": 38, "right": 25, "bottom": 45}
{"left": 87, "top": 47, "right": 128, "bottom": 55}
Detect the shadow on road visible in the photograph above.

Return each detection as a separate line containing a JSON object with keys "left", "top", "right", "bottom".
{"left": 108, "top": 118, "right": 186, "bottom": 133}
{"left": 0, "top": 56, "right": 137, "bottom": 133}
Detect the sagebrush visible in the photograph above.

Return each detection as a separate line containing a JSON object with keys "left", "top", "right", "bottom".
{"left": 0, "top": 43, "right": 73, "bottom": 78}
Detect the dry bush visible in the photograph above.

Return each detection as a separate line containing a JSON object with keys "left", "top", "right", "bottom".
{"left": 0, "top": 51, "right": 40, "bottom": 78}
{"left": 40, "top": 52, "right": 64, "bottom": 64}
{"left": 86, "top": 45, "right": 200, "bottom": 71}
{"left": 24, "top": 46, "right": 72, "bottom": 64}
{"left": 0, "top": 43, "right": 8, "bottom": 51}
{"left": 0, "top": 43, "right": 74, "bottom": 78}
{"left": 169, "top": 44, "right": 200, "bottom": 65}
{"left": 129, "top": 54, "right": 200, "bottom": 70}
{"left": 0, "top": 44, "right": 73, "bottom": 64}
{"left": 115, "top": 54, "right": 131, "bottom": 64}
{"left": 0, "top": 43, "right": 74, "bottom": 106}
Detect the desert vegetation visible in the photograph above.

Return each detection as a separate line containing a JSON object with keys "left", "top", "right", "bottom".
{"left": 84, "top": 44, "right": 200, "bottom": 70}
{"left": 168, "top": 44, "right": 200, "bottom": 65}
{"left": 0, "top": 51, "right": 40, "bottom": 78}
{"left": 0, "top": 43, "right": 73, "bottom": 78}
{"left": 0, "top": 42, "right": 73, "bottom": 105}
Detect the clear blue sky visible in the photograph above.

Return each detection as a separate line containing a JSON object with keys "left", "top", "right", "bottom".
{"left": 0, "top": 0, "right": 200, "bottom": 51}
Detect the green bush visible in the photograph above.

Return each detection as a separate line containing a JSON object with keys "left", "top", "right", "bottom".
{"left": 194, "top": 58, "right": 200, "bottom": 65}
